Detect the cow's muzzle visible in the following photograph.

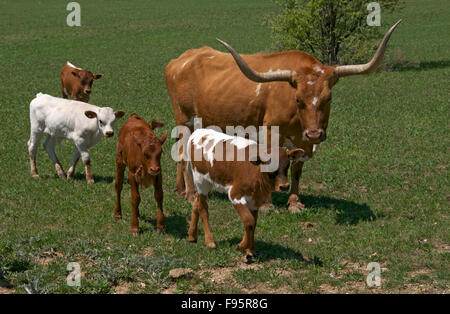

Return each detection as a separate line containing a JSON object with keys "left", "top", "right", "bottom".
{"left": 278, "top": 183, "right": 290, "bottom": 192}
{"left": 303, "top": 129, "right": 326, "bottom": 143}
{"left": 105, "top": 131, "right": 114, "bottom": 137}
{"left": 149, "top": 167, "right": 161, "bottom": 176}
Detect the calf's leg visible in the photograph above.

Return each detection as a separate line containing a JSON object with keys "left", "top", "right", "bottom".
{"left": 188, "top": 192, "right": 200, "bottom": 243}
{"left": 154, "top": 173, "right": 165, "bottom": 231}
{"left": 129, "top": 172, "right": 141, "bottom": 234}
{"left": 74, "top": 141, "right": 94, "bottom": 184}
{"left": 44, "top": 136, "right": 65, "bottom": 178}
{"left": 234, "top": 204, "right": 257, "bottom": 258}
{"left": 113, "top": 162, "right": 126, "bottom": 219}
{"left": 288, "top": 160, "right": 305, "bottom": 213}
{"left": 194, "top": 193, "right": 215, "bottom": 248}
{"left": 67, "top": 146, "right": 80, "bottom": 179}
{"left": 28, "top": 131, "right": 43, "bottom": 178}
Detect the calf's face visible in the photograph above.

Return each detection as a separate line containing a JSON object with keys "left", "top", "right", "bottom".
{"left": 85, "top": 108, "right": 125, "bottom": 137}
{"left": 72, "top": 69, "right": 102, "bottom": 96}
{"left": 265, "top": 148, "right": 305, "bottom": 192}
{"left": 135, "top": 122, "right": 168, "bottom": 178}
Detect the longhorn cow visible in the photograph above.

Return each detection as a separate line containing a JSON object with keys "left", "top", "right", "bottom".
{"left": 165, "top": 20, "right": 401, "bottom": 212}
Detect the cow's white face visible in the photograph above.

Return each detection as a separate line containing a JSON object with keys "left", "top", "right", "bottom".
{"left": 85, "top": 108, "right": 125, "bottom": 137}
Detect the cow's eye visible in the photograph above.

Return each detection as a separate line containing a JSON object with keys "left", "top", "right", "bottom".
{"left": 296, "top": 98, "right": 304, "bottom": 108}
{"left": 99, "top": 120, "right": 104, "bottom": 125}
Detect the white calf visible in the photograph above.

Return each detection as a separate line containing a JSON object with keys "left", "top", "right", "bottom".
{"left": 28, "top": 93, "right": 125, "bottom": 183}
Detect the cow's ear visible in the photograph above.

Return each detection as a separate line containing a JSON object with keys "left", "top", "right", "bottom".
{"left": 93, "top": 74, "right": 102, "bottom": 80}
{"left": 72, "top": 71, "right": 80, "bottom": 78}
{"left": 159, "top": 131, "right": 168, "bottom": 144}
{"left": 85, "top": 110, "right": 97, "bottom": 119}
{"left": 114, "top": 110, "right": 125, "bottom": 119}
{"left": 135, "top": 165, "right": 144, "bottom": 177}
{"left": 151, "top": 120, "right": 165, "bottom": 129}
{"left": 250, "top": 158, "right": 262, "bottom": 166}
{"left": 287, "top": 148, "right": 305, "bottom": 161}
{"left": 250, "top": 154, "right": 271, "bottom": 166}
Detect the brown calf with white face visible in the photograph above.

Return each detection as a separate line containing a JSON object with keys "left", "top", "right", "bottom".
{"left": 60, "top": 61, "right": 102, "bottom": 102}
{"left": 186, "top": 128, "right": 305, "bottom": 259}
{"left": 166, "top": 20, "right": 401, "bottom": 213}
{"left": 114, "top": 114, "right": 167, "bottom": 234}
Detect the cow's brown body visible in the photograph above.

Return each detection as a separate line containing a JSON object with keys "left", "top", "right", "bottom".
{"left": 165, "top": 21, "right": 401, "bottom": 213}
{"left": 60, "top": 61, "right": 102, "bottom": 102}
{"left": 114, "top": 114, "right": 167, "bottom": 234}
{"left": 187, "top": 128, "right": 304, "bottom": 258}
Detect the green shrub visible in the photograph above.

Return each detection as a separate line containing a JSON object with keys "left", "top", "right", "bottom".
{"left": 267, "top": 0, "right": 403, "bottom": 64}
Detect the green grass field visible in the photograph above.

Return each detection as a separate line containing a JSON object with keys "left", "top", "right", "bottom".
{"left": 0, "top": 0, "right": 448, "bottom": 294}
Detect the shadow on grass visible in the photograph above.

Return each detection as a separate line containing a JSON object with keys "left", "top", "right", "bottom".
{"left": 72, "top": 172, "right": 114, "bottom": 184}
{"left": 142, "top": 214, "right": 187, "bottom": 239}
{"left": 272, "top": 192, "right": 375, "bottom": 225}
{"left": 217, "top": 237, "right": 322, "bottom": 265}
{"left": 387, "top": 60, "right": 450, "bottom": 72}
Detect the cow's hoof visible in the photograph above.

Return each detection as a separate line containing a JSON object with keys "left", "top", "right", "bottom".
{"left": 130, "top": 227, "right": 139, "bottom": 234}
{"left": 57, "top": 172, "right": 66, "bottom": 179}
{"left": 288, "top": 201, "right": 305, "bottom": 213}
{"left": 287, "top": 194, "right": 305, "bottom": 213}
{"left": 67, "top": 171, "right": 74, "bottom": 180}
{"left": 243, "top": 254, "right": 255, "bottom": 264}
{"left": 31, "top": 173, "right": 40, "bottom": 179}
{"left": 156, "top": 227, "right": 165, "bottom": 233}
{"left": 237, "top": 242, "right": 247, "bottom": 252}
{"left": 114, "top": 214, "right": 122, "bottom": 220}
{"left": 188, "top": 238, "right": 197, "bottom": 244}
{"left": 206, "top": 242, "right": 216, "bottom": 249}
{"left": 186, "top": 193, "right": 195, "bottom": 204}
{"left": 87, "top": 178, "right": 95, "bottom": 184}
{"left": 258, "top": 202, "right": 272, "bottom": 213}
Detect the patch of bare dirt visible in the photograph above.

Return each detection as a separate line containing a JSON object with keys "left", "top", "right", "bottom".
{"left": 0, "top": 279, "right": 14, "bottom": 294}
{"left": 142, "top": 247, "right": 154, "bottom": 258}
{"left": 114, "top": 281, "right": 131, "bottom": 294}
{"left": 434, "top": 242, "right": 450, "bottom": 254}
{"left": 37, "top": 251, "right": 64, "bottom": 266}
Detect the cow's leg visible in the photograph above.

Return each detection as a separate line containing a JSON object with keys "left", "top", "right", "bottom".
{"left": 234, "top": 203, "right": 257, "bottom": 258}
{"left": 154, "top": 173, "right": 165, "bottom": 232}
{"left": 195, "top": 193, "right": 215, "bottom": 248}
{"left": 44, "top": 136, "right": 66, "bottom": 178}
{"left": 288, "top": 160, "right": 305, "bottom": 213}
{"left": 183, "top": 160, "right": 196, "bottom": 203}
{"left": 67, "top": 146, "right": 80, "bottom": 179}
{"left": 74, "top": 140, "right": 94, "bottom": 184}
{"left": 113, "top": 162, "right": 126, "bottom": 220}
{"left": 28, "top": 130, "right": 43, "bottom": 178}
{"left": 129, "top": 172, "right": 141, "bottom": 234}
{"left": 187, "top": 192, "right": 200, "bottom": 243}
{"left": 175, "top": 161, "right": 185, "bottom": 195}
{"left": 61, "top": 84, "right": 68, "bottom": 99}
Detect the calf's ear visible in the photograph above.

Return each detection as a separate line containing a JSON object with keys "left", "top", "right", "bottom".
{"left": 85, "top": 111, "right": 97, "bottom": 119}
{"left": 114, "top": 110, "right": 125, "bottom": 119}
{"left": 287, "top": 148, "right": 305, "bottom": 161}
{"left": 93, "top": 74, "right": 102, "bottom": 80}
{"left": 71, "top": 71, "right": 80, "bottom": 78}
{"left": 151, "top": 120, "right": 165, "bottom": 129}
{"left": 160, "top": 131, "right": 168, "bottom": 144}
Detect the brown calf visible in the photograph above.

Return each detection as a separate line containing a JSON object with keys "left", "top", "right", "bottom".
{"left": 60, "top": 61, "right": 102, "bottom": 102}
{"left": 187, "top": 128, "right": 305, "bottom": 259}
{"left": 114, "top": 114, "right": 168, "bottom": 234}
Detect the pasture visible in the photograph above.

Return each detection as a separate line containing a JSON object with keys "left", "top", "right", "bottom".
{"left": 0, "top": 0, "right": 448, "bottom": 294}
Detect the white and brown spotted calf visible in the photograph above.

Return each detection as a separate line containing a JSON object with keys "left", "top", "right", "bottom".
{"left": 61, "top": 61, "right": 102, "bottom": 102}
{"left": 186, "top": 128, "right": 305, "bottom": 259}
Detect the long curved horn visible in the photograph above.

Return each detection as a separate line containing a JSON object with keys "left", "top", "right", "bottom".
{"left": 216, "top": 38, "right": 293, "bottom": 83}
{"left": 334, "top": 20, "right": 402, "bottom": 77}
